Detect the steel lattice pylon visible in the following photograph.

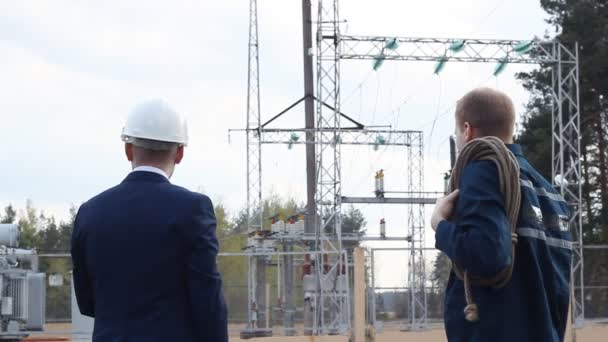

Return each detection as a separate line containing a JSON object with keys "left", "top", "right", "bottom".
{"left": 241, "top": 0, "right": 583, "bottom": 335}
{"left": 245, "top": 0, "right": 264, "bottom": 331}
{"left": 550, "top": 42, "right": 584, "bottom": 326}
{"left": 313, "top": 0, "right": 350, "bottom": 334}
{"left": 407, "top": 132, "right": 427, "bottom": 329}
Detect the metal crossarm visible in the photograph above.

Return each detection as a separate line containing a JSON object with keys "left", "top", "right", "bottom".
{"left": 340, "top": 36, "right": 576, "bottom": 65}
{"left": 256, "top": 128, "right": 422, "bottom": 147}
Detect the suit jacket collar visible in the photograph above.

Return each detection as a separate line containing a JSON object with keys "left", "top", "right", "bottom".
{"left": 122, "top": 171, "right": 170, "bottom": 184}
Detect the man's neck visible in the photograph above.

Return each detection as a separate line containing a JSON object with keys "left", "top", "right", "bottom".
{"left": 132, "top": 163, "right": 172, "bottom": 178}
{"left": 473, "top": 135, "right": 514, "bottom": 144}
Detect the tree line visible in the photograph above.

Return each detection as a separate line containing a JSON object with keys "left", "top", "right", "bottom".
{"left": 0, "top": 196, "right": 367, "bottom": 323}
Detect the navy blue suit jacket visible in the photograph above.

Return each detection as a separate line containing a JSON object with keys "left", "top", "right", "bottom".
{"left": 71, "top": 171, "right": 228, "bottom": 342}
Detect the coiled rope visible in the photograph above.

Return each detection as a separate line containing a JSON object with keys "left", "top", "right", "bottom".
{"left": 448, "top": 136, "right": 521, "bottom": 322}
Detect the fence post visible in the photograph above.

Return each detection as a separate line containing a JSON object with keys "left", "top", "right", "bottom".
{"left": 353, "top": 247, "right": 365, "bottom": 342}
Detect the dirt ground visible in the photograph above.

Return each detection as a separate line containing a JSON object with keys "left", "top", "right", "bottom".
{"left": 31, "top": 322, "right": 608, "bottom": 341}
{"left": 228, "top": 324, "right": 608, "bottom": 341}
{"left": 572, "top": 324, "right": 608, "bottom": 342}
{"left": 227, "top": 329, "right": 446, "bottom": 342}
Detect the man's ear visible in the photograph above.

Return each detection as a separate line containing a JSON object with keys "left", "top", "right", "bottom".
{"left": 175, "top": 145, "right": 184, "bottom": 165}
{"left": 125, "top": 143, "right": 134, "bottom": 162}
{"left": 463, "top": 122, "right": 474, "bottom": 142}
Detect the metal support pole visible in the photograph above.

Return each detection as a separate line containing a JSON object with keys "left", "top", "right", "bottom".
{"left": 315, "top": 0, "right": 345, "bottom": 334}
{"left": 573, "top": 43, "right": 584, "bottom": 325}
{"left": 256, "top": 258, "right": 267, "bottom": 328}
{"left": 303, "top": 0, "right": 317, "bottom": 236}
{"left": 283, "top": 244, "right": 296, "bottom": 334}
{"left": 371, "top": 250, "right": 376, "bottom": 327}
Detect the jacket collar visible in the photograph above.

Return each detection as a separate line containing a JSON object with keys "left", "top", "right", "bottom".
{"left": 132, "top": 165, "right": 169, "bottom": 179}
{"left": 122, "top": 171, "right": 170, "bottom": 184}
{"left": 506, "top": 143, "right": 524, "bottom": 157}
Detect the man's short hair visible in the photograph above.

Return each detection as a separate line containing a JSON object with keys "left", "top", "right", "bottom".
{"left": 130, "top": 137, "right": 179, "bottom": 152}
{"left": 455, "top": 87, "right": 515, "bottom": 139}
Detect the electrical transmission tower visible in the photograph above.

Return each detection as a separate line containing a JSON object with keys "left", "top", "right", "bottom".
{"left": 244, "top": 0, "right": 265, "bottom": 334}
{"left": 240, "top": 0, "right": 583, "bottom": 336}
{"left": 313, "top": 0, "right": 347, "bottom": 333}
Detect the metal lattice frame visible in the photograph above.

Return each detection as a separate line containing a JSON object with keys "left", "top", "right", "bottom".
{"left": 252, "top": 126, "right": 424, "bottom": 334}
{"left": 340, "top": 36, "right": 560, "bottom": 64}
{"left": 259, "top": 128, "right": 420, "bottom": 146}
{"left": 335, "top": 33, "right": 582, "bottom": 326}
{"left": 407, "top": 132, "right": 426, "bottom": 329}
{"left": 245, "top": 0, "right": 264, "bottom": 330}
{"left": 314, "top": 0, "right": 348, "bottom": 334}
{"left": 550, "top": 42, "right": 584, "bottom": 325}
{"left": 242, "top": 0, "right": 582, "bottom": 334}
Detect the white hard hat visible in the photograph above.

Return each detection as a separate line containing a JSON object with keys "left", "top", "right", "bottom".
{"left": 121, "top": 99, "right": 188, "bottom": 145}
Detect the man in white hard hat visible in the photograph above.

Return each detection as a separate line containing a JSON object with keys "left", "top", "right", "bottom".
{"left": 71, "top": 100, "right": 228, "bottom": 342}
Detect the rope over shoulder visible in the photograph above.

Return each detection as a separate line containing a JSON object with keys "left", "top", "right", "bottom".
{"left": 447, "top": 136, "right": 521, "bottom": 322}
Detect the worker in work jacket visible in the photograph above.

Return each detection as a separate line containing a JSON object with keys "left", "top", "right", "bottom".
{"left": 432, "top": 88, "right": 572, "bottom": 342}
{"left": 71, "top": 100, "right": 228, "bottom": 342}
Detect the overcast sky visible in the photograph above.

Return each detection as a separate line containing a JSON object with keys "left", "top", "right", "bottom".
{"left": 0, "top": 0, "right": 552, "bottom": 285}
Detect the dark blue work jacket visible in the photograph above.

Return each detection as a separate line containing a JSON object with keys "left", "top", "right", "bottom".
{"left": 435, "top": 144, "right": 572, "bottom": 342}
{"left": 71, "top": 171, "right": 228, "bottom": 342}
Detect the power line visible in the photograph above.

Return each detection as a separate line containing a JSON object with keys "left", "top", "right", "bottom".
{"left": 342, "top": 70, "right": 374, "bottom": 106}
{"left": 427, "top": 75, "right": 443, "bottom": 155}
{"left": 468, "top": 0, "right": 508, "bottom": 36}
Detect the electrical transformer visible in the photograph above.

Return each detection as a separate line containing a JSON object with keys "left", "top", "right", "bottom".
{"left": 0, "top": 224, "right": 45, "bottom": 338}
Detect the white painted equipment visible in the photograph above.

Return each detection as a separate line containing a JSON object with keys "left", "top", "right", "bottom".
{"left": 0, "top": 226, "right": 46, "bottom": 335}
{"left": 271, "top": 221, "right": 285, "bottom": 234}
{"left": 0, "top": 225, "right": 19, "bottom": 248}
{"left": 374, "top": 170, "right": 385, "bottom": 197}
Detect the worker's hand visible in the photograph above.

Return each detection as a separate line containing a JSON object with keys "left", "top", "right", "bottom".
{"left": 431, "top": 189, "right": 460, "bottom": 230}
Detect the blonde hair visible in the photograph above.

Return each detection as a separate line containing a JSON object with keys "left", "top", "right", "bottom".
{"left": 455, "top": 87, "right": 515, "bottom": 140}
